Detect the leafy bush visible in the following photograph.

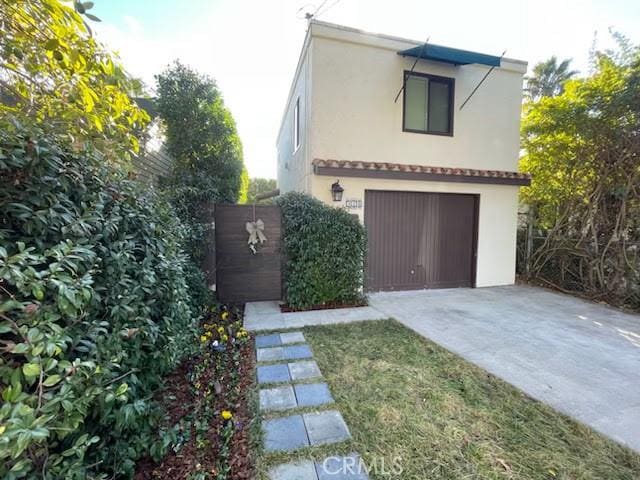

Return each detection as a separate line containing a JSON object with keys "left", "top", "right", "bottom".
{"left": 520, "top": 36, "right": 640, "bottom": 308}
{"left": 0, "top": 123, "right": 206, "bottom": 479}
{"left": 277, "top": 192, "right": 367, "bottom": 310}
{"left": 243, "top": 177, "right": 277, "bottom": 205}
{"left": 0, "top": 0, "right": 148, "bottom": 163}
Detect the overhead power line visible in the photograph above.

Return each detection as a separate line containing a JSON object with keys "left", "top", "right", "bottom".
{"left": 315, "top": 0, "right": 343, "bottom": 17}
{"left": 299, "top": 0, "right": 344, "bottom": 20}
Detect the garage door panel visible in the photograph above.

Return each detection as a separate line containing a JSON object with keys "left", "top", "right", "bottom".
{"left": 436, "top": 194, "right": 476, "bottom": 286}
{"left": 365, "top": 190, "right": 477, "bottom": 292}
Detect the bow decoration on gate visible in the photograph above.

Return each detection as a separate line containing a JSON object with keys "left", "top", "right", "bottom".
{"left": 246, "top": 219, "right": 267, "bottom": 254}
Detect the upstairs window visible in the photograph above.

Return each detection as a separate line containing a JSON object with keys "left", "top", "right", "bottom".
{"left": 293, "top": 97, "right": 300, "bottom": 151}
{"left": 403, "top": 72, "right": 454, "bottom": 136}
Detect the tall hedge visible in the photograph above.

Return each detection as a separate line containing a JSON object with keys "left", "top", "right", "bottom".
{"left": 155, "top": 62, "right": 245, "bottom": 262}
{"left": 277, "top": 192, "right": 367, "bottom": 310}
{"left": 0, "top": 124, "right": 206, "bottom": 479}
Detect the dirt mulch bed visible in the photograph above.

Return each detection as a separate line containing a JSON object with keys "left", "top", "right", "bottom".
{"left": 135, "top": 316, "right": 256, "bottom": 480}
{"left": 280, "top": 300, "right": 368, "bottom": 312}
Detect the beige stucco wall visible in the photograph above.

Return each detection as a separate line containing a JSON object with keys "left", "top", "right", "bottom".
{"left": 308, "top": 22, "right": 526, "bottom": 171}
{"left": 276, "top": 33, "right": 313, "bottom": 193}
{"left": 312, "top": 175, "right": 519, "bottom": 287}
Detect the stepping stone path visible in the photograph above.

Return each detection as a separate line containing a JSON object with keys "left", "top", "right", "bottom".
{"left": 269, "top": 454, "right": 369, "bottom": 480}
{"left": 255, "top": 331, "right": 369, "bottom": 480}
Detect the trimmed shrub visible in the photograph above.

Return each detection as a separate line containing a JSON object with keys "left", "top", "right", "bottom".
{"left": 277, "top": 192, "right": 367, "bottom": 310}
{"left": 0, "top": 124, "right": 207, "bottom": 479}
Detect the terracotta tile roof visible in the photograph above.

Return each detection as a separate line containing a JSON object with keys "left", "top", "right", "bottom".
{"left": 312, "top": 158, "right": 531, "bottom": 182}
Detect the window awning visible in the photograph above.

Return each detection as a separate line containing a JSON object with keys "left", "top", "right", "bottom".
{"left": 398, "top": 44, "right": 501, "bottom": 67}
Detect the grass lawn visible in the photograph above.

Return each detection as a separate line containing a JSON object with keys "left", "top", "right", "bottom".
{"left": 280, "top": 319, "right": 640, "bottom": 480}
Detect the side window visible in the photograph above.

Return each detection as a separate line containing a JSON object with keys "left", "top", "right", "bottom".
{"left": 403, "top": 72, "right": 454, "bottom": 135}
{"left": 293, "top": 97, "right": 300, "bottom": 151}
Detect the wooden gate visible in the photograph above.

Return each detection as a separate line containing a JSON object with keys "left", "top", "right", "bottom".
{"left": 214, "top": 204, "right": 282, "bottom": 303}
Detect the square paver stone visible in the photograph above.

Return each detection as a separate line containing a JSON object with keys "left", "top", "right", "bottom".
{"left": 289, "top": 360, "right": 322, "bottom": 381}
{"left": 245, "top": 312, "right": 286, "bottom": 332}
{"left": 256, "top": 333, "right": 282, "bottom": 348}
{"left": 257, "top": 346, "right": 285, "bottom": 362}
{"left": 258, "top": 364, "right": 291, "bottom": 384}
{"left": 263, "top": 415, "right": 309, "bottom": 452}
{"left": 303, "top": 410, "right": 351, "bottom": 446}
{"left": 280, "top": 331, "right": 306, "bottom": 344}
{"left": 269, "top": 460, "right": 319, "bottom": 480}
{"left": 316, "top": 454, "right": 369, "bottom": 479}
{"left": 260, "top": 385, "right": 297, "bottom": 412}
{"left": 283, "top": 344, "right": 313, "bottom": 360}
{"left": 295, "top": 383, "right": 334, "bottom": 407}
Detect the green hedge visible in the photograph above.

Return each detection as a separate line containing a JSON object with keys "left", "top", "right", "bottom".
{"left": 277, "top": 192, "right": 367, "bottom": 310}
{"left": 0, "top": 124, "right": 207, "bottom": 479}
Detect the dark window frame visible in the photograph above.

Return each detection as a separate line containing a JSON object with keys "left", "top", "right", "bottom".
{"left": 402, "top": 70, "right": 455, "bottom": 137}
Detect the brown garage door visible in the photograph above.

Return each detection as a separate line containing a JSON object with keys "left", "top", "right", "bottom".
{"left": 364, "top": 190, "right": 478, "bottom": 292}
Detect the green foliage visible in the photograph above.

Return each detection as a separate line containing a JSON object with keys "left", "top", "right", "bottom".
{"left": 277, "top": 192, "right": 366, "bottom": 310}
{"left": 521, "top": 44, "right": 640, "bottom": 225}
{"left": 520, "top": 37, "right": 640, "bottom": 306}
{"left": 0, "top": 3, "right": 210, "bottom": 478}
{"left": 243, "top": 177, "right": 277, "bottom": 205}
{"left": 238, "top": 167, "right": 250, "bottom": 204}
{"left": 525, "top": 56, "right": 578, "bottom": 101}
{"left": 155, "top": 61, "right": 245, "bottom": 261}
{"left": 0, "top": 122, "right": 205, "bottom": 479}
{"left": 155, "top": 61, "right": 244, "bottom": 203}
{"left": 0, "top": 0, "right": 149, "bottom": 163}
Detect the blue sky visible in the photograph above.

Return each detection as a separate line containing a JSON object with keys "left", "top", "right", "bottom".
{"left": 92, "top": 0, "right": 640, "bottom": 179}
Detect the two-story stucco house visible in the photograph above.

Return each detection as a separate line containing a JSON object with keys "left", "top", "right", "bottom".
{"left": 277, "top": 20, "right": 529, "bottom": 292}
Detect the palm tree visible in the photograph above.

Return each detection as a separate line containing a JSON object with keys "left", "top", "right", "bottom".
{"left": 526, "top": 56, "right": 578, "bottom": 101}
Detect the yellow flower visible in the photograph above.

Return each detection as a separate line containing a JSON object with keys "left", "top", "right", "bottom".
{"left": 221, "top": 410, "right": 233, "bottom": 420}
{"left": 221, "top": 311, "right": 229, "bottom": 320}
{"left": 218, "top": 327, "right": 225, "bottom": 334}
{"left": 222, "top": 334, "right": 228, "bottom": 342}
{"left": 200, "top": 335, "right": 208, "bottom": 343}
{"left": 0, "top": 425, "right": 6, "bottom": 436}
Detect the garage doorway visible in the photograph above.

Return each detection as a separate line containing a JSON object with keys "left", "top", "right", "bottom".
{"left": 364, "top": 190, "right": 478, "bottom": 292}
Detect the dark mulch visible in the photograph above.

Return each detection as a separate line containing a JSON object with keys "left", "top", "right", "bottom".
{"left": 160, "top": 360, "right": 197, "bottom": 425}
{"left": 280, "top": 300, "right": 367, "bottom": 312}
{"left": 134, "top": 325, "right": 256, "bottom": 479}
{"left": 228, "top": 346, "right": 255, "bottom": 478}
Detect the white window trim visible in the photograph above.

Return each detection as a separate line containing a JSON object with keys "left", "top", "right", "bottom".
{"left": 293, "top": 97, "right": 300, "bottom": 153}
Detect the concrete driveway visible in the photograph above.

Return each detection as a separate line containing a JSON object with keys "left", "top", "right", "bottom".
{"left": 368, "top": 285, "right": 640, "bottom": 452}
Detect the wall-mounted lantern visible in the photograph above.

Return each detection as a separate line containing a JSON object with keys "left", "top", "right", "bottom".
{"left": 331, "top": 180, "right": 344, "bottom": 202}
